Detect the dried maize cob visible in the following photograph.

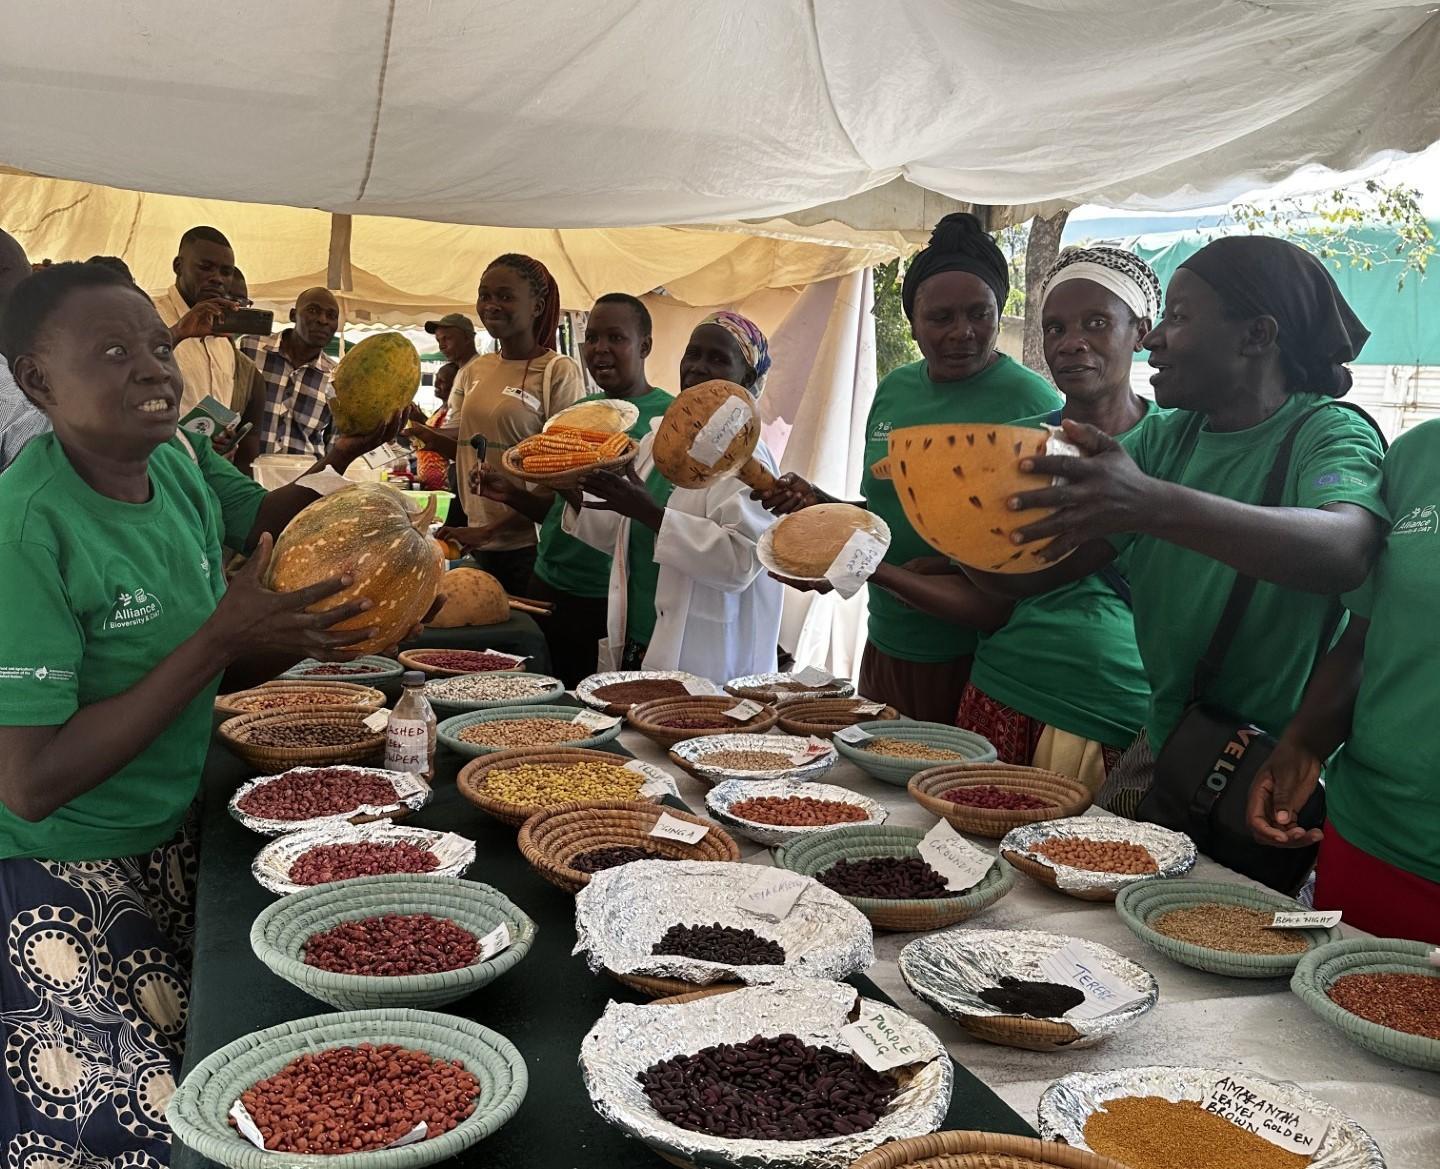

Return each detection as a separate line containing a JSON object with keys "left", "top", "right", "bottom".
{"left": 522, "top": 452, "right": 601, "bottom": 471}
{"left": 549, "top": 425, "right": 615, "bottom": 443}
{"left": 598, "top": 432, "right": 631, "bottom": 458}
{"left": 530, "top": 432, "right": 595, "bottom": 453}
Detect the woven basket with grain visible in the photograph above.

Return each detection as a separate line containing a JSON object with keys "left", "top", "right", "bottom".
{"left": 775, "top": 696, "right": 900, "bottom": 735}
{"left": 908, "top": 764, "right": 1092, "bottom": 838}
{"left": 457, "top": 748, "right": 667, "bottom": 827}
{"left": 627, "top": 695, "right": 778, "bottom": 748}
{"left": 398, "top": 647, "right": 525, "bottom": 677}
{"left": 500, "top": 434, "right": 638, "bottom": 490}
{"left": 215, "top": 680, "right": 386, "bottom": 718}
{"left": 218, "top": 707, "right": 386, "bottom": 772}
{"left": 848, "top": 1129, "right": 1130, "bottom": 1169}
{"left": 516, "top": 799, "right": 740, "bottom": 893}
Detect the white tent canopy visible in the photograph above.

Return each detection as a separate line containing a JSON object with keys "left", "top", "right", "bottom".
{"left": 4, "top": 1, "right": 1440, "bottom": 231}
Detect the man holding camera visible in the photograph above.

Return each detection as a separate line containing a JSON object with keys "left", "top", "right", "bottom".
{"left": 238, "top": 287, "right": 341, "bottom": 458}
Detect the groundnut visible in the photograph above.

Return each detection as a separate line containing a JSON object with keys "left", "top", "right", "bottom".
{"left": 728, "top": 795, "right": 869, "bottom": 826}
{"left": 229, "top": 1043, "right": 480, "bottom": 1153}
{"left": 237, "top": 769, "right": 398, "bottom": 821}
{"left": 303, "top": 914, "right": 480, "bottom": 976}
{"left": 289, "top": 841, "right": 440, "bottom": 885}
{"left": 1032, "top": 836, "right": 1158, "bottom": 875}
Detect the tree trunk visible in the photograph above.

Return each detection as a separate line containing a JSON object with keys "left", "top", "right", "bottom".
{"left": 1021, "top": 209, "right": 1070, "bottom": 376}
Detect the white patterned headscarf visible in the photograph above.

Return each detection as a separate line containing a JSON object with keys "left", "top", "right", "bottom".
{"left": 1041, "top": 246, "right": 1162, "bottom": 322}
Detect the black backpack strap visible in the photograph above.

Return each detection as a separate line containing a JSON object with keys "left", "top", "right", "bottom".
{"left": 1097, "top": 564, "right": 1132, "bottom": 608}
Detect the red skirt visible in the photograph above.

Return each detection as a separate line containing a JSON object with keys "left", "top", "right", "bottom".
{"left": 956, "top": 682, "right": 1121, "bottom": 774}
{"left": 1313, "top": 820, "right": 1440, "bottom": 944}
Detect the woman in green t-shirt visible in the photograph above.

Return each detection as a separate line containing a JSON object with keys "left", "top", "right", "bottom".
{"left": 755, "top": 213, "right": 1060, "bottom": 721}
{"left": 0, "top": 263, "right": 413, "bottom": 1160}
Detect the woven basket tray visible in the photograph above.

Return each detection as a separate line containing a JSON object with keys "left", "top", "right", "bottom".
{"left": 775, "top": 697, "right": 900, "bottom": 736}
{"left": 1116, "top": 878, "right": 1339, "bottom": 978}
{"left": 424, "top": 672, "right": 566, "bottom": 716}
{"left": 437, "top": 705, "right": 622, "bottom": 758}
{"left": 834, "top": 721, "right": 998, "bottom": 787}
{"left": 282, "top": 655, "right": 404, "bottom": 685}
{"left": 1291, "top": 937, "right": 1440, "bottom": 1071}
{"left": 500, "top": 436, "right": 638, "bottom": 490}
{"left": 517, "top": 799, "right": 741, "bottom": 892}
{"left": 458, "top": 749, "right": 669, "bottom": 828}
{"left": 398, "top": 648, "right": 527, "bottom": 677}
{"left": 166, "top": 1008, "right": 528, "bottom": 1168}
{"left": 627, "top": 695, "right": 778, "bottom": 748}
{"left": 774, "top": 824, "right": 1015, "bottom": 932}
{"left": 218, "top": 707, "right": 386, "bottom": 772}
{"left": 607, "top": 968, "right": 743, "bottom": 1000}
{"left": 908, "top": 763, "right": 1092, "bottom": 839}
{"left": 250, "top": 874, "right": 536, "bottom": 1010}
{"left": 848, "top": 1130, "right": 1130, "bottom": 1169}
{"left": 215, "top": 680, "right": 387, "bottom": 718}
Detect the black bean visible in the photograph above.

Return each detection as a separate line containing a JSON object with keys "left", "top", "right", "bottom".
{"left": 570, "top": 845, "right": 675, "bottom": 874}
{"left": 815, "top": 856, "right": 951, "bottom": 899}
{"left": 652, "top": 923, "right": 786, "bottom": 965}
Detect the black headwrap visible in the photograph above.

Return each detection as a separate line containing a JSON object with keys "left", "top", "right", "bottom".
{"left": 1179, "top": 236, "right": 1371, "bottom": 397}
{"left": 901, "top": 212, "right": 1010, "bottom": 320}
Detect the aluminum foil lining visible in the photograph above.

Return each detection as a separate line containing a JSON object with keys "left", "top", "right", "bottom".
{"left": 1038, "top": 1065, "right": 1386, "bottom": 1169}
{"left": 251, "top": 822, "right": 476, "bottom": 896}
{"left": 670, "top": 733, "right": 838, "bottom": 784}
{"left": 227, "top": 767, "right": 432, "bottom": 837}
{"left": 725, "top": 671, "right": 856, "bottom": 701}
{"left": 1000, "top": 816, "right": 1196, "bottom": 893}
{"left": 573, "top": 860, "right": 873, "bottom": 985}
{"left": 581, "top": 979, "right": 952, "bottom": 1169}
{"left": 706, "top": 779, "right": 889, "bottom": 848}
{"left": 575, "top": 669, "right": 720, "bottom": 710}
{"left": 897, "top": 928, "right": 1157, "bottom": 1046}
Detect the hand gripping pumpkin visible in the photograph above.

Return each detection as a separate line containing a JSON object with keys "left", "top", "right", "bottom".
{"left": 651, "top": 379, "right": 775, "bottom": 492}
{"left": 265, "top": 483, "right": 445, "bottom": 653}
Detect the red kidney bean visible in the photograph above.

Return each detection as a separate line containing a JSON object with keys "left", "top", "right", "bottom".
{"left": 237, "top": 769, "right": 398, "bottom": 821}
{"left": 289, "top": 841, "right": 439, "bottom": 885}
{"left": 303, "top": 914, "right": 480, "bottom": 976}
{"left": 940, "top": 785, "right": 1052, "bottom": 811}
{"left": 415, "top": 650, "right": 518, "bottom": 672}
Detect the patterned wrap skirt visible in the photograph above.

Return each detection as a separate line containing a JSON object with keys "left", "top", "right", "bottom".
{"left": 0, "top": 819, "right": 197, "bottom": 1168}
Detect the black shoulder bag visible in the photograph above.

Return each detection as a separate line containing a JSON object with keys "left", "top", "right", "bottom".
{"left": 1137, "top": 402, "right": 1383, "bottom": 893}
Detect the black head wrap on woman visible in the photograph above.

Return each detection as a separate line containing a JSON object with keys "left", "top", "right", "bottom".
{"left": 900, "top": 212, "right": 1010, "bottom": 321}
{"left": 1179, "top": 236, "right": 1371, "bottom": 397}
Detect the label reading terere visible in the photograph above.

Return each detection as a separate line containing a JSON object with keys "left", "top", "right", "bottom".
{"left": 723, "top": 699, "right": 765, "bottom": 722}
{"left": 740, "top": 868, "right": 809, "bottom": 922}
{"left": 1266, "top": 910, "right": 1342, "bottom": 930}
{"left": 649, "top": 812, "right": 709, "bottom": 844}
{"left": 363, "top": 709, "right": 391, "bottom": 733}
{"left": 839, "top": 1006, "right": 926, "bottom": 1073}
{"left": 917, "top": 818, "right": 993, "bottom": 892}
{"left": 572, "top": 709, "right": 622, "bottom": 733}
{"left": 824, "top": 528, "right": 888, "bottom": 600}
{"left": 502, "top": 385, "right": 541, "bottom": 412}
{"left": 1201, "top": 1075, "right": 1330, "bottom": 1155}
{"left": 834, "top": 725, "right": 872, "bottom": 745}
{"left": 1036, "top": 940, "right": 1147, "bottom": 1020}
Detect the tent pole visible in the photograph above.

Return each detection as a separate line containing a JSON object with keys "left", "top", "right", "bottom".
{"left": 328, "top": 211, "right": 354, "bottom": 357}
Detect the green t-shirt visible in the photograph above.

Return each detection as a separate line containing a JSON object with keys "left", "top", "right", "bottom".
{"left": 1324, "top": 420, "right": 1440, "bottom": 882}
{"left": 968, "top": 403, "right": 1160, "bottom": 748}
{"left": 625, "top": 463, "right": 679, "bottom": 648}
{"left": 533, "top": 388, "right": 673, "bottom": 599}
{"left": 1112, "top": 393, "right": 1387, "bottom": 749}
{"left": 861, "top": 355, "right": 1062, "bottom": 662}
{"left": 0, "top": 432, "right": 266, "bottom": 860}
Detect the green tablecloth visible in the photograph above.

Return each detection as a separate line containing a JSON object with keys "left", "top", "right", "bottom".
{"left": 174, "top": 741, "right": 1032, "bottom": 1168}
{"left": 405, "top": 612, "right": 551, "bottom": 674}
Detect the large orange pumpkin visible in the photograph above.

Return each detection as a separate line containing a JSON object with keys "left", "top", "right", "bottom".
{"left": 265, "top": 483, "right": 444, "bottom": 653}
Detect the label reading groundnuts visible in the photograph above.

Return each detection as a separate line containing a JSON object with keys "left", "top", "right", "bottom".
{"left": 229, "top": 1100, "right": 427, "bottom": 1150}
{"left": 478, "top": 922, "right": 513, "bottom": 961}
{"left": 689, "top": 396, "right": 752, "bottom": 467}
{"left": 649, "top": 812, "right": 709, "bottom": 844}
{"left": 1266, "top": 910, "right": 1342, "bottom": 930}
{"left": 839, "top": 1006, "right": 926, "bottom": 1072}
{"left": 834, "top": 725, "right": 872, "bottom": 745}
{"left": 1036, "top": 940, "right": 1147, "bottom": 1019}
{"left": 790, "top": 665, "right": 834, "bottom": 687}
{"left": 723, "top": 699, "right": 765, "bottom": 722}
{"left": 917, "top": 819, "right": 994, "bottom": 892}
{"left": 363, "top": 710, "right": 391, "bottom": 733}
{"left": 740, "top": 868, "right": 809, "bottom": 921}
{"left": 824, "top": 528, "right": 889, "bottom": 600}
{"left": 572, "top": 710, "right": 622, "bottom": 733}
{"left": 1201, "top": 1075, "right": 1330, "bottom": 1155}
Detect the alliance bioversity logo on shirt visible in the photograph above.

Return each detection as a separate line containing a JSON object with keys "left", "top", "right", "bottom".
{"left": 1392, "top": 505, "right": 1438, "bottom": 537}
{"left": 869, "top": 419, "right": 893, "bottom": 444}
{"left": 105, "top": 586, "right": 165, "bottom": 630}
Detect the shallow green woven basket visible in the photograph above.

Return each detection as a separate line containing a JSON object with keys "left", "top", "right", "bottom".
{"left": 250, "top": 874, "right": 537, "bottom": 1010}
{"left": 167, "top": 1008, "right": 528, "bottom": 1169}
{"left": 437, "top": 705, "right": 621, "bottom": 758}
{"left": 1291, "top": 937, "right": 1440, "bottom": 1072}
{"left": 425, "top": 672, "right": 567, "bottom": 717}
{"left": 774, "top": 824, "right": 1014, "bottom": 931}
{"left": 1115, "top": 879, "right": 1338, "bottom": 979}
{"left": 281, "top": 656, "right": 404, "bottom": 686}
{"left": 833, "top": 720, "right": 997, "bottom": 787}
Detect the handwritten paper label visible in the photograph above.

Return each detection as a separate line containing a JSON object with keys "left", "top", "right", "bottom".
{"left": 625, "top": 759, "right": 674, "bottom": 798}
{"left": 649, "top": 812, "right": 709, "bottom": 844}
{"left": 572, "top": 709, "right": 622, "bottom": 733}
{"left": 230, "top": 1100, "right": 427, "bottom": 1151}
{"left": 1429, "top": 947, "right": 1440, "bottom": 969}
{"left": 1267, "top": 910, "right": 1342, "bottom": 930}
{"left": 478, "top": 921, "right": 513, "bottom": 961}
{"left": 791, "top": 665, "right": 834, "bottom": 687}
{"left": 835, "top": 725, "right": 873, "bottom": 745}
{"left": 790, "top": 736, "right": 832, "bottom": 764}
{"left": 682, "top": 678, "right": 715, "bottom": 696}
{"left": 839, "top": 1006, "right": 927, "bottom": 1072}
{"left": 360, "top": 442, "right": 409, "bottom": 470}
{"left": 1037, "top": 940, "right": 1147, "bottom": 1019}
{"left": 1202, "top": 1075, "right": 1330, "bottom": 1155}
{"left": 295, "top": 467, "right": 354, "bottom": 497}
{"left": 724, "top": 699, "right": 765, "bottom": 722}
{"left": 917, "top": 819, "right": 994, "bottom": 893}
{"left": 502, "top": 385, "right": 541, "bottom": 412}
{"left": 690, "top": 396, "right": 752, "bottom": 467}
{"left": 740, "top": 868, "right": 809, "bottom": 922}
{"left": 362, "top": 709, "right": 391, "bottom": 733}
{"left": 482, "top": 649, "right": 527, "bottom": 667}
{"left": 853, "top": 700, "right": 886, "bottom": 715}
{"left": 825, "top": 528, "right": 889, "bottom": 600}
